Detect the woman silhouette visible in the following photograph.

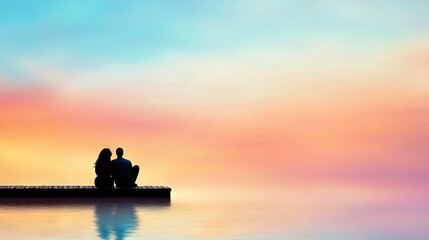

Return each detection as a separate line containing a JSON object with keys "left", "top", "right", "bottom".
{"left": 94, "top": 148, "right": 114, "bottom": 188}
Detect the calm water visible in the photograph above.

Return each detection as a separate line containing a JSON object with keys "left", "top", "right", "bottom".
{"left": 0, "top": 185, "right": 428, "bottom": 239}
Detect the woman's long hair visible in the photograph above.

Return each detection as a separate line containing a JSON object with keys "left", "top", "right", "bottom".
{"left": 95, "top": 148, "right": 112, "bottom": 167}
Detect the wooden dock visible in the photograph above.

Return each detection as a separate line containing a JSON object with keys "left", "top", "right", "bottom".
{"left": 0, "top": 186, "right": 171, "bottom": 198}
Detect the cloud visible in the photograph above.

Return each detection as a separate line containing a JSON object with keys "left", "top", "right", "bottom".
{"left": 1, "top": 39, "right": 429, "bottom": 186}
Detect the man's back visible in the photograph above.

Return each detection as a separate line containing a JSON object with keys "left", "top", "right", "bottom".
{"left": 111, "top": 157, "right": 133, "bottom": 187}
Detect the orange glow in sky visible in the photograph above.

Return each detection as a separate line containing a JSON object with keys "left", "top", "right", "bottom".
{"left": 0, "top": 1, "right": 428, "bottom": 192}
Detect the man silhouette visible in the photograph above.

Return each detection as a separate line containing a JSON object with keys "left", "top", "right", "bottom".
{"left": 111, "top": 148, "right": 140, "bottom": 188}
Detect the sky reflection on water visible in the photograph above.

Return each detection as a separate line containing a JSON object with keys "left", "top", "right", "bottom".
{"left": 0, "top": 186, "right": 428, "bottom": 239}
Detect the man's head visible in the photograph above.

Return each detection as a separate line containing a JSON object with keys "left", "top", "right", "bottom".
{"left": 116, "top": 147, "right": 124, "bottom": 157}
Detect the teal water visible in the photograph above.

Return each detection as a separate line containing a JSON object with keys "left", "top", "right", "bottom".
{"left": 0, "top": 186, "right": 428, "bottom": 239}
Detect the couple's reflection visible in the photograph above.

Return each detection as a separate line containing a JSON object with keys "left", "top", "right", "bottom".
{"left": 95, "top": 201, "right": 138, "bottom": 240}
{"left": 94, "top": 198, "right": 170, "bottom": 240}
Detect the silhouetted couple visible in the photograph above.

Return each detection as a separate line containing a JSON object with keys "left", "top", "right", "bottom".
{"left": 94, "top": 148, "right": 140, "bottom": 188}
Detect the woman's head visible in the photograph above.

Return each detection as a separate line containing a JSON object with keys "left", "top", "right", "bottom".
{"left": 95, "top": 148, "right": 112, "bottom": 165}
{"left": 99, "top": 148, "right": 112, "bottom": 159}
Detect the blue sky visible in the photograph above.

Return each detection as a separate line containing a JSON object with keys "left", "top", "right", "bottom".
{"left": 0, "top": 0, "right": 427, "bottom": 83}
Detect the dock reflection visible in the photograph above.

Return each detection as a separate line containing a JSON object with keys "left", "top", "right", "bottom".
{"left": 0, "top": 197, "right": 170, "bottom": 240}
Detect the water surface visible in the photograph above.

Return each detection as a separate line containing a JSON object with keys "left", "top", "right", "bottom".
{"left": 0, "top": 185, "right": 428, "bottom": 239}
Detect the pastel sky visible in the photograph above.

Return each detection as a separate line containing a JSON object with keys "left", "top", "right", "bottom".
{"left": 0, "top": 0, "right": 428, "bottom": 189}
